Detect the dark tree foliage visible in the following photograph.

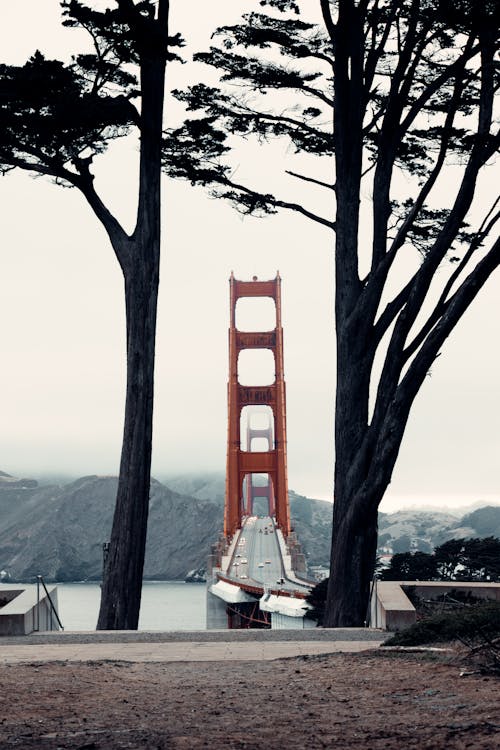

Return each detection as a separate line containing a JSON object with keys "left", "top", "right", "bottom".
{"left": 163, "top": 0, "right": 500, "bottom": 626}
{"left": 380, "top": 550, "right": 438, "bottom": 580}
{"left": 0, "top": 0, "right": 183, "bottom": 629}
{"left": 433, "top": 538, "right": 467, "bottom": 579}
{"left": 381, "top": 536, "right": 500, "bottom": 581}
{"left": 305, "top": 576, "right": 329, "bottom": 624}
{"left": 434, "top": 536, "right": 500, "bottom": 581}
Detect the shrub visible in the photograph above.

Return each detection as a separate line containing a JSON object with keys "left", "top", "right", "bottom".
{"left": 385, "top": 601, "right": 500, "bottom": 646}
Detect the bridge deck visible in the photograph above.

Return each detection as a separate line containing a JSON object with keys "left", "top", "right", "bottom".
{"left": 222, "top": 516, "right": 311, "bottom": 597}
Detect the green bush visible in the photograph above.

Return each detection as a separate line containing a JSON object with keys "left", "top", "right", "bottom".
{"left": 385, "top": 601, "right": 500, "bottom": 646}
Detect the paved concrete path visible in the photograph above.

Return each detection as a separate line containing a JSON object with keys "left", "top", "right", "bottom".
{"left": 0, "top": 629, "right": 386, "bottom": 663}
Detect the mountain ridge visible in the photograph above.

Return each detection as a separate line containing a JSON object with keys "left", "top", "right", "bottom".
{"left": 0, "top": 470, "right": 498, "bottom": 582}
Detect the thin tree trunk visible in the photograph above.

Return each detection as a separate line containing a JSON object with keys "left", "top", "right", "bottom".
{"left": 97, "top": 258, "right": 159, "bottom": 630}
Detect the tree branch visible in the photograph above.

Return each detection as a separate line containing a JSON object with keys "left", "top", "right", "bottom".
{"left": 387, "top": 63, "right": 468, "bottom": 258}
{"left": 301, "top": 84, "right": 333, "bottom": 107}
{"left": 403, "top": 202, "right": 500, "bottom": 361}
{"left": 212, "top": 174, "right": 335, "bottom": 230}
{"left": 363, "top": 0, "right": 397, "bottom": 97}
{"left": 228, "top": 102, "right": 332, "bottom": 141}
{"left": 399, "top": 40, "right": 480, "bottom": 134}
{"left": 285, "top": 169, "right": 335, "bottom": 190}
{"left": 370, "top": 1, "right": 424, "bottom": 271}
{"left": 319, "top": 0, "right": 335, "bottom": 48}
{"left": 362, "top": 31, "right": 495, "bottom": 353}
{"left": 70, "top": 161, "right": 131, "bottom": 272}
{"left": 397, "top": 234, "right": 500, "bottom": 412}
{"left": 372, "top": 276, "right": 414, "bottom": 348}
{"left": 359, "top": 235, "right": 500, "bottom": 510}
{"left": 3, "top": 151, "right": 131, "bottom": 270}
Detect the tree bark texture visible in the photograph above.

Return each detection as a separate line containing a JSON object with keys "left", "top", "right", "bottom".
{"left": 97, "top": 266, "right": 159, "bottom": 629}
{"left": 97, "top": 50, "right": 166, "bottom": 630}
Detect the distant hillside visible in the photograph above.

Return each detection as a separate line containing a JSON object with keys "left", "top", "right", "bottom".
{"left": 460, "top": 506, "right": 500, "bottom": 539}
{"left": 0, "top": 474, "right": 222, "bottom": 582}
{"left": 163, "top": 474, "right": 500, "bottom": 561}
{"left": 289, "top": 491, "right": 332, "bottom": 567}
{"left": 378, "top": 505, "right": 500, "bottom": 554}
{"left": 0, "top": 470, "right": 38, "bottom": 490}
{"left": 1, "top": 470, "right": 498, "bottom": 580}
{"left": 163, "top": 474, "right": 333, "bottom": 567}
{"left": 163, "top": 473, "right": 226, "bottom": 504}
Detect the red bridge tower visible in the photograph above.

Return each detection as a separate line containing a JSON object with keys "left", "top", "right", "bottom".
{"left": 224, "top": 273, "right": 291, "bottom": 539}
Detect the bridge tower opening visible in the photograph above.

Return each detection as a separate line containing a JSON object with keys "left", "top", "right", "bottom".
{"left": 224, "top": 272, "right": 291, "bottom": 540}
{"left": 244, "top": 472, "right": 275, "bottom": 517}
{"left": 243, "top": 408, "right": 276, "bottom": 517}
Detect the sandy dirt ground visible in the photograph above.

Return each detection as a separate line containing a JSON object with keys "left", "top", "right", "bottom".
{"left": 0, "top": 650, "right": 498, "bottom": 749}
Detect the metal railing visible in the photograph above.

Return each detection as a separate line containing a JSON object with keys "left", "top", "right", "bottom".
{"left": 35, "top": 575, "right": 64, "bottom": 632}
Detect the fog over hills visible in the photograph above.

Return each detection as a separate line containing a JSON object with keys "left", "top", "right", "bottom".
{"left": 0, "top": 471, "right": 499, "bottom": 582}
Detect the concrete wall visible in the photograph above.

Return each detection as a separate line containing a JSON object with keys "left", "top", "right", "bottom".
{"left": 370, "top": 581, "right": 416, "bottom": 631}
{"left": 411, "top": 582, "right": 500, "bottom": 603}
{"left": 371, "top": 581, "right": 500, "bottom": 631}
{"left": 271, "top": 613, "right": 316, "bottom": 629}
{"left": 0, "top": 583, "right": 61, "bottom": 636}
{"left": 206, "top": 580, "right": 229, "bottom": 629}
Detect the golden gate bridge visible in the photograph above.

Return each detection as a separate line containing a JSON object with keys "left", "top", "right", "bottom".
{"left": 207, "top": 273, "right": 313, "bottom": 629}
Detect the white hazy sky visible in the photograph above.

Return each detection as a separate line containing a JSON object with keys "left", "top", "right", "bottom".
{"left": 0, "top": 1, "right": 499, "bottom": 513}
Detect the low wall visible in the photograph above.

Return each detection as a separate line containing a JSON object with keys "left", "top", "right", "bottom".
{"left": 371, "top": 581, "right": 500, "bottom": 631}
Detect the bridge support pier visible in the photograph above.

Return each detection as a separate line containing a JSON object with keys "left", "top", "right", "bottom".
{"left": 286, "top": 532, "right": 308, "bottom": 574}
{"left": 206, "top": 584, "right": 228, "bottom": 629}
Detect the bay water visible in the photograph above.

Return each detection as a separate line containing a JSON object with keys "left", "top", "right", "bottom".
{"left": 55, "top": 581, "right": 207, "bottom": 631}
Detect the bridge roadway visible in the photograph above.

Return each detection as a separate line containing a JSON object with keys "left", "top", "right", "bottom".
{"left": 224, "top": 515, "right": 311, "bottom": 596}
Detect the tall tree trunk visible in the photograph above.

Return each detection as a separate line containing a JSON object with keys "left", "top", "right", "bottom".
{"left": 322, "top": 0, "right": 376, "bottom": 628}
{"left": 97, "top": 258, "right": 159, "bottom": 630}
{"left": 325, "top": 499, "right": 379, "bottom": 627}
{"left": 97, "top": 50, "right": 165, "bottom": 630}
{"left": 323, "top": 338, "right": 381, "bottom": 627}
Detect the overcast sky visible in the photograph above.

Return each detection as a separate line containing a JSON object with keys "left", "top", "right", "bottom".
{"left": 0, "top": 1, "right": 499, "bottom": 513}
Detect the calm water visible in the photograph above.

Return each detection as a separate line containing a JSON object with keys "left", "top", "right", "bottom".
{"left": 55, "top": 581, "right": 207, "bottom": 631}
